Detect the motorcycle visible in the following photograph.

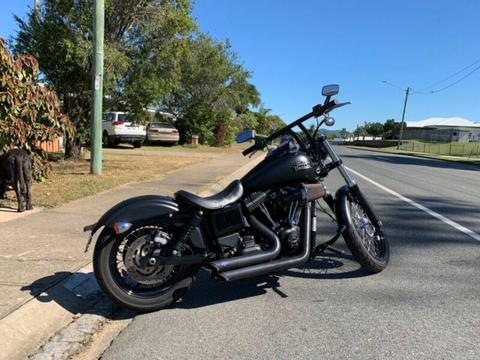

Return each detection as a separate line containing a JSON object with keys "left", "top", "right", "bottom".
{"left": 84, "top": 84, "right": 389, "bottom": 312}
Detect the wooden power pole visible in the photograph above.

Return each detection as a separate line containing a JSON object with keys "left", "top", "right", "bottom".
{"left": 397, "top": 87, "right": 410, "bottom": 150}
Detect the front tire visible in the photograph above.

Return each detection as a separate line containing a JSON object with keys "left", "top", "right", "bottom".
{"left": 93, "top": 227, "right": 198, "bottom": 312}
{"left": 338, "top": 194, "right": 390, "bottom": 273}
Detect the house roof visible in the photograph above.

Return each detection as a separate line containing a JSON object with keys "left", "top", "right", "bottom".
{"left": 406, "top": 117, "right": 480, "bottom": 128}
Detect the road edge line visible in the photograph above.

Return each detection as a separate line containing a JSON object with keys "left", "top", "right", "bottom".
{"left": 345, "top": 166, "right": 480, "bottom": 242}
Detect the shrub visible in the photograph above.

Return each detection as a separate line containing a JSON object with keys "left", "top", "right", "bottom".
{"left": 0, "top": 38, "right": 74, "bottom": 180}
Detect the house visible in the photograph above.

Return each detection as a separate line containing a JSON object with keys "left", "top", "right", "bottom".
{"left": 403, "top": 117, "right": 480, "bottom": 142}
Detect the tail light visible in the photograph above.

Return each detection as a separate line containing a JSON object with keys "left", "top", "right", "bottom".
{"left": 172, "top": 129, "right": 178, "bottom": 134}
{"left": 112, "top": 120, "right": 124, "bottom": 126}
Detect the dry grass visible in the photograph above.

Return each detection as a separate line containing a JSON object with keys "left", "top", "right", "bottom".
{"left": 0, "top": 151, "right": 206, "bottom": 209}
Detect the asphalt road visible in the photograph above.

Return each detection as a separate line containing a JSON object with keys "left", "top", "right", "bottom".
{"left": 101, "top": 147, "right": 480, "bottom": 360}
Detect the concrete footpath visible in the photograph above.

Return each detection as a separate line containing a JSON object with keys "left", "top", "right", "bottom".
{"left": 0, "top": 150, "right": 263, "bottom": 360}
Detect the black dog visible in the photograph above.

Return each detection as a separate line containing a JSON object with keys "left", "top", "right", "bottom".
{"left": 0, "top": 149, "right": 33, "bottom": 212}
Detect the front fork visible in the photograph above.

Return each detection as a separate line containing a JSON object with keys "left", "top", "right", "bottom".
{"left": 322, "top": 137, "right": 382, "bottom": 228}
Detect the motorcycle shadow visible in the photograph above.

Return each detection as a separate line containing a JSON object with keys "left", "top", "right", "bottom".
{"left": 19, "top": 253, "right": 369, "bottom": 316}
{"left": 177, "top": 252, "right": 370, "bottom": 309}
{"left": 20, "top": 271, "right": 133, "bottom": 320}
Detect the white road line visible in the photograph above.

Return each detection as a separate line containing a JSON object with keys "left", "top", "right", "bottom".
{"left": 345, "top": 166, "right": 480, "bottom": 243}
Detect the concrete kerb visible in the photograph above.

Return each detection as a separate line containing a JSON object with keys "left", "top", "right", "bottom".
{"left": 0, "top": 152, "right": 264, "bottom": 360}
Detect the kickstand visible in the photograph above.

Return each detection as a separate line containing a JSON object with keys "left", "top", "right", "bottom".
{"left": 312, "top": 225, "right": 346, "bottom": 258}
{"left": 324, "top": 246, "right": 344, "bottom": 255}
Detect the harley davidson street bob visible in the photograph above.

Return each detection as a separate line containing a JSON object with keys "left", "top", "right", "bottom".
{"left": 84, "top": 84, "right": 389, "bottom": 312}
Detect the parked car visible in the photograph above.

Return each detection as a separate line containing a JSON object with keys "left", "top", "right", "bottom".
{"left": 146, "top": 122, "right": 180, "bottom": 145}
{"left": 102, "top": 112, "right": 146, "bottom": 148}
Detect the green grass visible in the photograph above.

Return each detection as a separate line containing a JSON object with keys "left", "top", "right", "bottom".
{"left": 347, "top": 145, "right": 480, "bottom": 165}
{"left": 397, "top": 140, "right": 480, "bottom": 157}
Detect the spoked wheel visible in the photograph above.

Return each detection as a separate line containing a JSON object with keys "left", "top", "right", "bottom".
{"left": 93, "top": 225, "right": 198, "bottom": 312}
{"left": 342, "top": 198, "right": 389, "bottom": 273}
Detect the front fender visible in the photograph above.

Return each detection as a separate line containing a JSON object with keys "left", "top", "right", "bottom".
{"left": 334, "top": 185, "right": 352, "bottom": 229}
{"left": 334, "top": 184, "right": 382, "bottom": 229}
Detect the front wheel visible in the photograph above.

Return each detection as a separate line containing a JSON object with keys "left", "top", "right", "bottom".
{"left": 338, "top": 194, "right": 390, "bottom": 273}
{"left": 93, "top": 225, "right": 198, "bottom": 312}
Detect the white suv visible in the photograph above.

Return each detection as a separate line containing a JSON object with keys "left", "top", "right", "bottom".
{"left": 102, "top": 112, "right": 146, "bottom": 148}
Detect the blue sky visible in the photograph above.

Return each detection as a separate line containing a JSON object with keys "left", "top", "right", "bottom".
{"left": 2, "top": 1, "right": 480, "bottom": 131}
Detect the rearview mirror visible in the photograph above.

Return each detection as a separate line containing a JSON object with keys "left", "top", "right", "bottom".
{"left": 236, "top": 129, "right": 256, "bottom": 144}
{"left": 322, "top": 84, "right": 339, "bottom": 97}
{"left": 324, "top": 117, "right": 335, "bottom": 127}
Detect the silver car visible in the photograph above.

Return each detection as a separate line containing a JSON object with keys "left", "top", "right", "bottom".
{"left": 146, "top": 122, "right": 180, "bottom": 144}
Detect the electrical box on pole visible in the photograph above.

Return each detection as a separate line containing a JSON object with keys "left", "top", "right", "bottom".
{"left": 90, "top": 0, "right": 104, "bottom": 175}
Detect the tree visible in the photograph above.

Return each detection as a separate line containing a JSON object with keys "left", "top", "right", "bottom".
{"left": 163, "top": 35, "right": 260, "bottom": 146}
{"left": 251, "top": 106, "right": 285, "bottom": 136}
{"left": 340, "top": 127, "right": 349, "bottom": 139}
{"left": 365, "top": 122, "right": 384, "bottom": 139}
{"left": 383, "top": 118, "right": 404, "bottom": 139}
{"left": 0, "top": 38, "right": 74, "bottom": 180}
{"left": 353, "top": 125, "right": 367, "bottom": 140}
{"left": 13, "top": 0, "right": 195, "bottom": 158}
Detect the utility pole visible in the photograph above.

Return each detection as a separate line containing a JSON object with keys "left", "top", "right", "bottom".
{"left": 90, "top": 0, "right": 104, "bottom": 175}
{"left": 397, "top": 87, "right": 410, "bottom": 150}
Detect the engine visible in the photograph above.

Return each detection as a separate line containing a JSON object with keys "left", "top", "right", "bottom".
{"left": 211, "top": 184, "right": 324, "bottom": 258}
{"left": 243, "top": 184, "right": 323, "bottom": 255}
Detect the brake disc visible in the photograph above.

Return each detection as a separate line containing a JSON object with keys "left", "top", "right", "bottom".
{"left": 124, "top": 233, "right": 175, "bottom": 286}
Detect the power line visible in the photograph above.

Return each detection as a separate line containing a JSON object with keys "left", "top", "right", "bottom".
{"left": 412, "top": 56, "right": 480, "bottom": 94}
{"left": 422, "top": 63, "right": 480, "bottom": 94}
{"left": 382, "top": 80, "right": 407, "bottom": 91}
{"left": 415, "top": 56, "right": 480, "bottom": 92}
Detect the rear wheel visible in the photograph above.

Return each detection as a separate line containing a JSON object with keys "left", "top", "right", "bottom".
{"left": 93, "top": 225, "right": 198, "bottom": 312}
{"left": 342, "top": 198, "right": 389, "bottom": 273}
{"left": 133, "top": 141, "right": 143, "bottom": 148}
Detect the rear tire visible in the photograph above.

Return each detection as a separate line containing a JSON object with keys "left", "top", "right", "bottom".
{"left": 133, "top": 141, "right": 142, "bottom": 148}
{"left": 93, "top": 228, "right": 198, "bottom": 312}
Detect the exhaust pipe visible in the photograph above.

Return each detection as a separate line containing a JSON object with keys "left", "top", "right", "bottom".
{"left": 208, "top": 215, "right": 281, "bottom": 273}
{"left": 217, "top": 204, "right": 312, "bottom": 281}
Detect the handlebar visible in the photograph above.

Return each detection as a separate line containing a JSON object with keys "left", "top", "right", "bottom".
{"left": 242, "top": 138, "right": 265, "bottom": 156}
{"left": 241, "top": 99, "right": 350, "bottom": 157}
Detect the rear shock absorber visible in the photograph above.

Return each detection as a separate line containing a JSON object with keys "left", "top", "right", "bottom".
{"left": 177, "top": 210, "right": 203, "bottom": 245}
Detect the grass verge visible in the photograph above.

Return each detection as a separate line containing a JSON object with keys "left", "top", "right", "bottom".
{"left": 0, "top": 151, "right": 207, "bottom": 209}
{"left": 346, "top": 145, "right": 480, "bottom": 165}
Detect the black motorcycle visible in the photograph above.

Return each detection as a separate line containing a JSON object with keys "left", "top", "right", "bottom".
{"left": 85, "top": 84, "right": 389, "bottom": 312}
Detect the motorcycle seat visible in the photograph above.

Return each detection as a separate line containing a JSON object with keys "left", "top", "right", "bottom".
{"left": 175, "top": 180, "right": 244, "bottom": 211}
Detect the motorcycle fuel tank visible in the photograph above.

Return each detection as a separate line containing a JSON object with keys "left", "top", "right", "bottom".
{"left": 241, "top": 151, "right": 316, "bottom": 190}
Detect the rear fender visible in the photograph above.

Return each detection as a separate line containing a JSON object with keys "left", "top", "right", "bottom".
{"left": 84, "top": 195, "right": 207, "bottom": 251}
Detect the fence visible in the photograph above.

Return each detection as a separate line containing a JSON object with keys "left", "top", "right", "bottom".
{"left": 34, "top": 137, "right": 63, "bottom": 153}
{"left": 399, "top": 140, "right": 480, "bottom": 158}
